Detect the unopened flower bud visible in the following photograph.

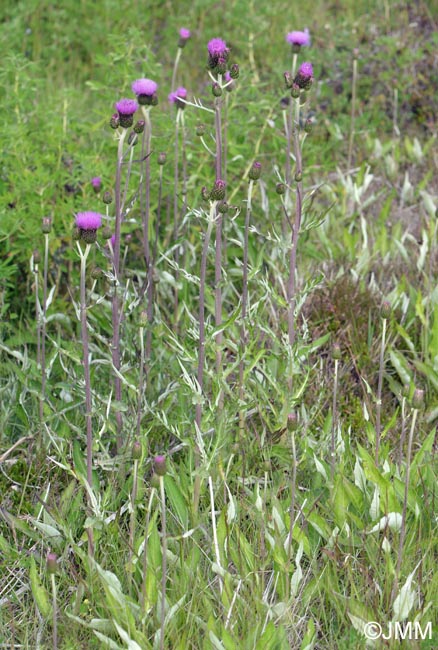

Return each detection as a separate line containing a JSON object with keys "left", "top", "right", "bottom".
{"left": 33, "top": 249, "right": 41, "bottom": 264}
{"left": 412, "top": 388, "right": 424, "bottom": 409}
{"left": 46, "top": 552, "right": 58, "bottom": 575}
{"left": 139, "top": 310, "right": 148, "bottom": 327}
{"left": 276, "top": 183, "right": 286, "bottom": 195}
{"left": 72, "top": 226, "right": 81, "bottom": 241}
{"left": 132, "top": 440, "right": 142, "bottom": 460}
{"left": 402, "top": 383, "right": 410, "bottom": 398}
{"left": 216, "top": 57, "right": 227, "bottom": 75}
{"left": 103, "top": 190, "right": 113, "bottom": 205}
{"left": 304, "top": 119, "right": 313, "bottom": 134}
{"left": 229, "top": 63, "right": 239, "bottom": 79}
{"left": 101, "top": 225, "right": 112, "bottom": 240}
{"left": 128, "top": 131, "right": 138, "bottom": 146}
{"left": 212, "top": 82, "right": 222, "bottom": 97}
{"left": 381, "top": 301, "right": 391, "bottom": 319}
{"left": 196, "top": 123, "right": 206, "bottom": 137}
{"left": 217, "top": 201, "right": 229, "bottom": 214}
{"left": 353, "top": 48, "right": 359, "bottom": 60}
{"left": 134, "top": 119, "right": 145, "bottom": 134}
{"left": 157, "top": 152, "right": 167, "bottom": 166}
{"left": 291, "top": 83, "right": 301, "bottom": 99}
{"left": 91, "top": 177, "right": 101, "bottom": 193}
{"left": 90, "top": 266, "right": 102, "bottom": 279}
{"left": 284, "top": 71, "right": 293, "bottom": 88}
{"left": 153, "top": 455, "right": 167, "bottom": 476}
{"left": 201, "top": 186, "right": 210, "bottom": 201}
{"left": 210, "top": 179, "right": 226, "bottom": 201}
{"left": 332, "top": 343, "right": 341, "bottom": 360}
{"left": 248, "top": 161, "right": 262, "bottom": 181}
{"left": 287, "top": 412, "right": 298, "bottom": 432}
{"left": 294, "top": 171, "right": 302, "bottom": 182}
{"left": 41, "top": 217, "right": 52, "bottom": 234}
{"left": 110, "top": 113, "right": 120, "bottom": 129}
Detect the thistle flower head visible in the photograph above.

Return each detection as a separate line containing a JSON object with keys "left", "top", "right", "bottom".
{"left": 115, "top": 98, "right": 138, "bottom": 128}
{"left": 153, "top": 455, "right": 167, "bottom": 476}
{"left": 178, "top": 27, "right": 191, "bottom": 47}
{"left": 131, "top": 78, "right": 158, "bottom": 106}
{"left": 294, "top": 62, "right": 314, "bottom": 90}
{"left": 168, "top": 86, "right": 187, "bottom": 109}
{"left": 286, "top": 29, "right": 310, "bottom": 48}
{"left": 132, "top": 78, "right": 158, "bottom": 97}
{"left": 207, "top": 37, "right": 229, "bottom": 70}
{"left": 91, "top": 176, "right": 101, "bottom": 192}
{"left": 46, "top": 552, "right": 58, "bottom": 575}
{"left": 75, "top": 211, "right": 103, "bottom": 231}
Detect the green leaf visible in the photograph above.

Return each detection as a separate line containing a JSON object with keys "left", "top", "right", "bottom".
{"left": 164, "top": 474, "right": 189, "bottom": 530}
{"left": 29, "top": 556, "right": 51, "bottom": 617}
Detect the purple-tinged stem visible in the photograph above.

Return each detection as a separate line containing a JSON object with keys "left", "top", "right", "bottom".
{"left": 41, "top": 233, "right": 49, "bottom": 418}
{"left": 173, "top": 110, "right": 181, "bottom": 328}
{"left": 194, "top": 206, "right": 215, "bottom": 513}
{"left": 171, "top": 48, "right": 182, "bottom": 93}
{"left": 287, "top": 97, "right": 303, "bottom": 361}
{"left": 238, "top": 180, "right": 254, "bottom": 439}
{"left": 283, "top": 52, "right": 298, "bottom": 234}
{"left": 78, "top": 242, "right": 94, "bottom": 557}
{"left": 214, "top": 89, "right": 224, "bottom": 409}
{"left": 159, "top": 475, "right": 167, "bottom": 650}
{"left": 331, "top": 358, "right": 339, "bottom": 484}
{"left": 112, "top": 128, "right": 127, "bottom": 451}
{"left": 141, "top": 107, "right": 154, "bottom": 361}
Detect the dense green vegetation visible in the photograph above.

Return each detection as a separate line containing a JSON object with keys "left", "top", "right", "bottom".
{"left": 1, "top": 1, "right": 438, "bottom": 648}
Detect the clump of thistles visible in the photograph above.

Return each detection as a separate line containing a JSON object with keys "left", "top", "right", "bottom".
{"left": 75, "top": 211, "right": 103, "bottom": 244}
{"left": 178, "top": 27, "right": 191, "bottom": 48}
{"left": 115, "top": 98, "right": 139, "bottom": 128}
{"left": 294, "top": 62, "right": 314, "bottom": 90}
{"left": 132, "top": 78, "right": 158, "bottom": 106}
{"left": 168, "top": 86, "right": 187, "bottom": 110}
{"left": 286, "top": 29, "right": 310, "bottom": 51}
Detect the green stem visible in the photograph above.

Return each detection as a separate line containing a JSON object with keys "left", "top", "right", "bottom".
{"left": 159, "top": 476, "right": 167, "bottom": 650}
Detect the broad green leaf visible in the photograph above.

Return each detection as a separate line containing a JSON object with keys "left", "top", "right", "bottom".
{"left": 164, "top": 474, "right": 189, "bottom": 530}
{"left": 29, "top": 556, "right": 51, "bottom": 617}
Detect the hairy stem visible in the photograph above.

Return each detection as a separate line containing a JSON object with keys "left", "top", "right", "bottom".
{"left": 159, "top": 475, "right": 167, "bottom": 650}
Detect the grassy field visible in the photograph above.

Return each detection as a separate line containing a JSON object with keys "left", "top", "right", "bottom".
{"left": 1, "top": 0, "right": 438, "bottom": 648}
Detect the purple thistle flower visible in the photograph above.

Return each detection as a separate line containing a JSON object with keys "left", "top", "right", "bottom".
{"left": 178, "top": 27, "right": 191, "bottom": 48}
{"left": 153, "top": 455, "right": 167, "bottom": 476}
{"left": 75, "top": 211, "right": 103, "bottom": 231}
{"left": 294, "top": 61, "right": 314, "bottom": 89}
{"left": 168, "top": 86, "right": 187, "bottom": 109}
{"left": 115, "top": 98, "right": 138, "bottom": 115}
{"left": 75, "top": 211, "right": 103, "bottom": 244}
{"left": 208, "top": 37, "right": 227, "bottom": 56}
{"left": 286, "top": 29, "right": 310, "bottom": 47}
{"left": 115, "top": 98, "right": 138, "bottom": 128}
{"left": 207, "top": 37, "right": 229, "bottom": 70}
{"left": 132, "top": 78, "right": 158, "bottom": 97}
{"left": 91, "top": 176, "right": 101, "bottom": 192}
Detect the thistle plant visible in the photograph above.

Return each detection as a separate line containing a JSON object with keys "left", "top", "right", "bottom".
{"left": 132, "top": 79, "right": 158, "bottom": 361}
{"left": 285, "top": 61, "right": 314, "bottom": 388}
{"left": 169, "top": 87, "right": 188, "bottom": 327}
{"left": 111, "top": 97, "right": 138, "bottom": 449}
{"left": 207, "top": 37, "right": 232, "bottom": 409}
{"left": 75, "top": 210, "right": 103, "bottom": 555}
{"left": 239, "top": 161, "right": 261, "bottom": 440}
